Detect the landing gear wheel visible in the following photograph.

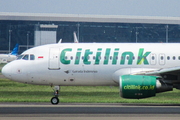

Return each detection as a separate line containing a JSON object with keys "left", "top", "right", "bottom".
{"left": 51, "top": 97, "right": 59, "bottom": 105}
{"left": 50, "top": 86, "right": 60, "bottom": 105}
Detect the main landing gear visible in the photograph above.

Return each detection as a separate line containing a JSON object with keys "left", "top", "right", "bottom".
{"left": 51, "top": 86, "right": 60, "bottom": 105}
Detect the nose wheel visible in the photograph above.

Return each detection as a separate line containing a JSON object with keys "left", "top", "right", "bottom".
{"left": 51, "top": 97, "right": 59, "bottom": 105}
{"left": 51, "top": 86, "right": 60, "bottom": 105}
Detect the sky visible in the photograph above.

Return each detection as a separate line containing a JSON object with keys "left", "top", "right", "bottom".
{"left": 0, "top": 0, "right": 180, "bottom": 17}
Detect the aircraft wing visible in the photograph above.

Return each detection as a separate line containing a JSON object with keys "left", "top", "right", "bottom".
{"left": 132, "top": 66, "right": 180, "bottom": 86}
{"left": 145, "top": 66, "right": 180, "bottom": 75}
{"left": 113, "top": 67, "right": 180, "bottom": 84}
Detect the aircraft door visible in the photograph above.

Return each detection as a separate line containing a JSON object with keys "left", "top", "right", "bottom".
{"left": 48, "top": 48, "right": 60, "bottom": 70}
{"left": 159, "top": 53, "right": 165, "bottom": 65}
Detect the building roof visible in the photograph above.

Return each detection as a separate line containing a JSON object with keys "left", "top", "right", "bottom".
{"left": 1, "top": 12, "right": 180, "bottom": 24}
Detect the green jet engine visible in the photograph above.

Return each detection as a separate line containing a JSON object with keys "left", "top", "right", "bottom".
{"left": 119, "top": 75, "right": 172, "bottom": 99}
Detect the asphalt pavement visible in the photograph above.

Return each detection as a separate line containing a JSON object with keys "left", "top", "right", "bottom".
{"left": 0, "top": 103, "right": 180, "bottom": 120}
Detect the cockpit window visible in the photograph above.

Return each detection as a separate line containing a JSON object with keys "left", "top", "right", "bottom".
{"left": 22, "top": 54, "right": 29, "bottom": 60}
{"left": 30, "top": 54, "right": 35, "bottom": 60}
{"left": 17, "top": 55, "right": 24, "bottom": 60}
{"left": 17, "top": 54, "right": 35, "bottom": 60}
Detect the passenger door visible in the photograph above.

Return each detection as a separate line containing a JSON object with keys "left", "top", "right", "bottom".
{"left": 48, "top": 48, "right": 60, "bottom": 70}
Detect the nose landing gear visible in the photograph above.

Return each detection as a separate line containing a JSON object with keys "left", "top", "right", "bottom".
{"left": 51, "top": 86, "right": 60, "bottom": 105}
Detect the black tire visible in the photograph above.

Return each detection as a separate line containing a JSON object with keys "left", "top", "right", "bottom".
{"left": 51, "top": 97, "right": 59, "bottom": 105}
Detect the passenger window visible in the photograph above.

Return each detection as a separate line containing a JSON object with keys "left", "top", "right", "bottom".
{"left": 173, "top": 56, "right": 176, "bottom": 60}
{"left": 104, "top": 56, "right": 107, "bottom": 60}
{"left": 22, "top": 54, "right": 29, "bottom": 60}
{"left": 167, "top": 56, "right": 170, "bottom": 60}
{"left": 160, "top": 56, "right": 163, "bottom": 60}
{"left": 178, "top": 56, "right": 180, "bottom": 60}
{"left": 152, "top": 56, "right": 155, "bottom": 60}
{"left": 30, "top": 54, "right": 35, "bottom": 60}
{"left": 110, "top": 56, "right": 112, "bottom": 60}
{"left": 93, "top": 56, "right": 96, "bottom": 60}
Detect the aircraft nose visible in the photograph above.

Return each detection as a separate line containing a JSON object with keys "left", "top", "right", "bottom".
{"left": 2, "top": 64, "right": 12, "bottom": 79}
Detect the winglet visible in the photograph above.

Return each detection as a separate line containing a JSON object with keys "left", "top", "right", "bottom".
{"left": 73, "top": 32, "right": 79, "bottom": 43}
{"left": 58, "top": 39, "right": 62, "bottom": 44}
{"left": 10, "top": 44, "right": 19, "bottom": 55}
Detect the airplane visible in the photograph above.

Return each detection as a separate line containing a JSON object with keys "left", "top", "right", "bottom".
{"left": 2, "top": 43, "right": 180, "bottom": 104}
{"left": 0, "top": 44, "right": 19, "bottom": 63}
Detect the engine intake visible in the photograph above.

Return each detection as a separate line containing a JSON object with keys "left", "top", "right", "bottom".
{"left": 119, "top": 75, "right": 173, "bottom": 99}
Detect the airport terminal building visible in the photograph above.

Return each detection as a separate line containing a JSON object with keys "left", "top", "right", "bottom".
{"left": 1, "top": 12, "right": 180, "bottom": 53}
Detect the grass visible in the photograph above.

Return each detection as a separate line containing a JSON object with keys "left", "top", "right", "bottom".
{"left": 0, "top": 78, "right": 180, "bottom": 104}
{"left": 0, "top": 63, "right": 6, "bottom": 72}
{"left": 1, "top": 63, "right": 180, "bottom": 104}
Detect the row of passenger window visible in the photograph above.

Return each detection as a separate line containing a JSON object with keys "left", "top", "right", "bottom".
{"left": 17, "top": 54, "right": 180, "bottom": 61}
{"left": 158, "top": 56, "right": 180, "bottom": 60}
{"left": 17, "top": 54, "right": 35, "bottom": 60}
{"left": 65, "top": 56, "right": 137, "bottom": 60}
{"left": 65, "top": 56, "right": 180, "bottom": 60}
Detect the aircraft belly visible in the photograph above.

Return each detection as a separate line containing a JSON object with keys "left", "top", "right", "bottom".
{"left": 49, "top": 70, "right": 96, "bottom": 86}
{"left": 48, "top": 65, "right": 116, "bottom": 86}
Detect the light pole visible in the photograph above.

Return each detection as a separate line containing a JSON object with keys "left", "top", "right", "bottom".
{"left": 77, "top": 23, "right": 80, "bottom": 41}
{"left": 8, "top": 30, "right": 12, "bottom": 53}
{"left": 166, "top": 25, "right": 168, "bottom": 43}
{"left": 135, "top": 28, "right": 138, "bottom": 43}
{"left": 27, "top": 31, "right": 29, "bottom": 49}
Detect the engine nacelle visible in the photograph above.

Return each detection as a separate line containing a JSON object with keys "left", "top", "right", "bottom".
{"left": 119, "top": 75, "right": 173, "bottom": 99}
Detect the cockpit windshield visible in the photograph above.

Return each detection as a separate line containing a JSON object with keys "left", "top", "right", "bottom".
{"left": 17, "top": 55, "right": 24, "bottom": 60}
{"left": 22, "top": 55, "right": 29, "bottom": 60}
{"left": 17, "top": 54, "right": 35, "bottom": 60}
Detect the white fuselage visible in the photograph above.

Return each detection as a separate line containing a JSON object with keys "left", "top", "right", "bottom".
{"left": 2, "top": 43, "right": 180, "bottom": 86}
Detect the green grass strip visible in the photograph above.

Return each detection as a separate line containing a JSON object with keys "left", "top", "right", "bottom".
{"left": 0, "top": 78, "right": 180, "bottom": 103}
